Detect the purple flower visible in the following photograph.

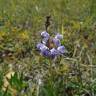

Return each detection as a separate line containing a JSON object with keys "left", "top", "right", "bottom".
{"left": 37, "top": 43, "right": 48, "bottom": 51}
{"left": 42, "top": 38, "right": 49, "bottom": 45}
{"left": 37, "top": 31, "right": 67, "bottom": 58}
{"left": 40, "top": 45, "right": 49, "bottom": 51}
{"left": 50, "top": 48, "right": 58, "bottom": 55}
{"left": 50, "top": 48, "right": 59, "bottom": 58}
{"left": 55, "top": 33, "right": 63, "bottom": 40}
{"left": 53, "top": 38, "right": 61, "bottom": 47}
{"left": 41, "top": 31, "right": 50, "bottom": 38}
{"left": 41, "top": 49, "right": 50, "bottom": 57}
{"left": 57, "top": 46, "right": 67, "bottom": 54}
{"left": 36, "top": 43, "right": 44, "bottom": 50}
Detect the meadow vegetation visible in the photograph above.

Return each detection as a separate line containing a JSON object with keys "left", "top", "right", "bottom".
{"left": 0, "top": 0, "right": 96, "bottom": 96}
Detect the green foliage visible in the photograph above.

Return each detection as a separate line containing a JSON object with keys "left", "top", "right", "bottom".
{"left": 8, "top": 72, "right": 28, "bottom": 92}
{"left": 40, "top": 81, "right": 57, "bottom": 96}
{"left": 0, "top": 71, "right": 27, "bottom": 96}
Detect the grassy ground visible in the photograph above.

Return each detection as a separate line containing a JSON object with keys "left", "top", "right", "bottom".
{"left": 0, "top": 0, "right": 96, "bottom": 96}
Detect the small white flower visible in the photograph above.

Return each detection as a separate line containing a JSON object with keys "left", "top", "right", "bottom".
{"left": 38, "top": 78, "right": 42, "bottom": 85}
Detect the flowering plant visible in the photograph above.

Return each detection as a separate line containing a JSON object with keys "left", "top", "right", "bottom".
{"left": 36, "top": 31, "right": 67, "bottom": 58}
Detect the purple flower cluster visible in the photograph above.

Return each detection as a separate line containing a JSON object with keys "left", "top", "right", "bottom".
{"left": 36, "top": 31, "right": 67, "bottom": 58}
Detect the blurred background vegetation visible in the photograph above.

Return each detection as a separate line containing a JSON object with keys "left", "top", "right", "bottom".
{"left": 0, "top": 0, "right": 96, "bottom": 96}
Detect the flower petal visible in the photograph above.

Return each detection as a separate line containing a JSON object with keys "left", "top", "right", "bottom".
{"left": 42, "top": 38, "right": 49, "bottom": 45}
{"left": 57, "top": 46, "right": 67, "bottom": 54}
{"left": 36, "top": 43, "right": 48, "bottom": 51}
{"left": 50, "top": 48, "right": 59, "bottom": 58}
{"left": 40, "top": 45, "right": 49, "bottom": 51}
{"left": 41, "top": 49, "right": 50, "bottom": 57}
{"left": 36, "top": 43, "right": 44, "bottom": 50}
{"left": 41, "top": 31, "right": 50, "bottom": 38}
{"left": 55, "top": 33, "right": 63, "bottom": 40}
{"left": 53, "top": 38, "right": 61, "bottom": 47}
